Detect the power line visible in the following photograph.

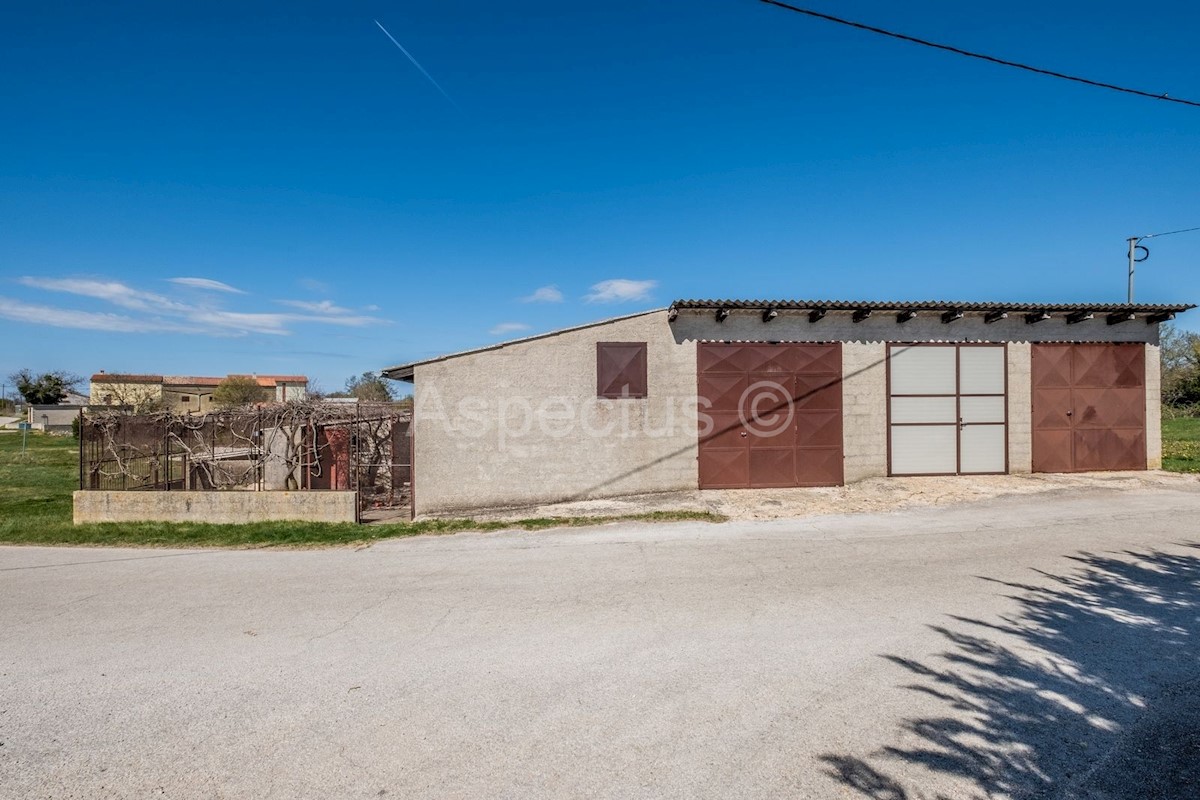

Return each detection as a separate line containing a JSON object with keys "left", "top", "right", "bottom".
{"left": 1140, "top": 225, "right": 1200, "bottom": 239}
{"left": 758, "top": 0, "right": 1200, "bottom": 108}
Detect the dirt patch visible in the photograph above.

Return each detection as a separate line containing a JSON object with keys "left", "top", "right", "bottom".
{"left": 468, "top": 471, "right": 1200, "bottom": 523}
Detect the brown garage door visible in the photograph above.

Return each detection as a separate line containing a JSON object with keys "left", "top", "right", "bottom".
{"left": 698, "top": 343, "right": 843, "bottom": 488}
{"left": 1031, "top": 343, "right": 1146, "bottom": 472}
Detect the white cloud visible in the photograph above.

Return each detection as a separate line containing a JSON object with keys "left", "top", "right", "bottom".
{"left": 300, "top": 278, "right": 330, "bottom": 293}
{"left": 18, "top": 276, "right": 175, "bottom": 311}
{"left": 489, "top": 322, "right": 531, "bottom": 336}
{"left": 0, "top": 296, "right": 196, "bottom": 334}
{"left": 521, "top": 285, "right": 564, "bottom": 303}
{"left": 168, "top": 277, "right": 246, "bottom": 294}
{"left": 187, "top": 310, "right": 292, "bottom": 336}
{"left": 584, "top": 278, "right": 658, "bottom": 303}
{"left": 278, "top": 299, "right": 354, "bottom": 315}
{"left": 14, "top": 274, "right": 390, "bottom": 337}
{"left": 288, "top": 313, "right": 380, "bottom": 328}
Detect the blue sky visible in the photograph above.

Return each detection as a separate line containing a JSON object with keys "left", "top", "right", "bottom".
{"left": 2, "top": 1, "right": 1198, "bottom": 394}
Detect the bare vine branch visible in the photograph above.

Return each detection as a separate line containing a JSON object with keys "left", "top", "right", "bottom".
{"left": 81, "top": 400, "right": 411, "bottom": 510}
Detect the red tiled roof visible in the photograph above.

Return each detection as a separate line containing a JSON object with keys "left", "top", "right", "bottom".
{"left": 228, "top": 375, "right": 308, "bottom": 388}
{"left": 163, "top": 376, "right": 223, "bottom": 387}
{"left": 92, "top": 373, "right": 307, "bottom": 387}
{"left": 90, "top": 373, "right": 163, "bottom": 383}
{"left": 165, "top": 375, "right": 308, "bottom": 388}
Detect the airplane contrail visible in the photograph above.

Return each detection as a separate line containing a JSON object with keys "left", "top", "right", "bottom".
{"left": 373, "top": 19, "right": 460, "bottom": 110}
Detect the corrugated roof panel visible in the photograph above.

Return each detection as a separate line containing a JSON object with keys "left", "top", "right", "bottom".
{"left": 382, "top": 298, "right": 1196, "bottom": 379}
{"left": 670, "top": 299, "right": 1195, "bottom": 312}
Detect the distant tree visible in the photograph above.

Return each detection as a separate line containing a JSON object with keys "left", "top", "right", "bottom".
{"left": 212, "top": 376, "right": 272, "bottom": 407}
{"left": 1161, "top": 324, "right": 1200, "bottom": 408}
{"left": 344, "top": 372, "right": 395, "bottom": 403}
{"left": 8, "top": 369, "right": 81, "bottom": 405}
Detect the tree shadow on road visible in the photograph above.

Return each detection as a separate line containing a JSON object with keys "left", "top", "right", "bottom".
{"left": 821, "top": 543, "right": 1200, "bottom": 800}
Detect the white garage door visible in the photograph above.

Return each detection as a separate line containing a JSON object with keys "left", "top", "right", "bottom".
{"left": 889, "top": 344, "right": 1007, "bottom": 475}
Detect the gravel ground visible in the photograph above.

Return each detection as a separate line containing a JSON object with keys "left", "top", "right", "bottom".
{"left": 468, "top": 469, "right": 1200, "bottom": 522}
{"left": 3, "top": 483, "right": 1200, "bottom": 799}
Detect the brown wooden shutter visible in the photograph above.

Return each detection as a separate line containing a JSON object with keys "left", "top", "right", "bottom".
{"left": 596, "top": 342, "right": 648, "bottom": 399}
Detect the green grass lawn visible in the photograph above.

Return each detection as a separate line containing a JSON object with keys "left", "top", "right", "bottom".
{"left": 8, "top": 417, "right": 1191, "bottom": 549}
{"left": 1163, "top": 417, "right": 1200, "bottom": 473}
{"left": 0, "top": 432, "right": 721, "bottom": 548}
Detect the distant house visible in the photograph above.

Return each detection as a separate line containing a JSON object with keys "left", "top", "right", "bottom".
{"left": 161, "top": 375, "right": 308, "bottom": 414}
{"left": 88, "top": 373, "right": 164, "bottom": 409}
{"left": 28, "top": 404, "right": 84, "bottom": 432}
{"left": 27, "top": 389, "right": 93, "bottom": 432}
{"left": 89, "top": 372, "right": 308, "bottom": 413}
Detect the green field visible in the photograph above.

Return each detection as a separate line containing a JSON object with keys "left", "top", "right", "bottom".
{"left": 4, "top": 420, "right": 1196, "bottom": 548}
{"left": 0, "top": 432, "right": 720, "bottom": 548}
{"left": 1163, "top": 417, "right": 1200, "bottom": 473}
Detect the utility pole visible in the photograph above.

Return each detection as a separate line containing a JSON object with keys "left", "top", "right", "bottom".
{"left": 1125, "top": 226, "right": 1199, "bottom": 303}
{"left": 1128, "top": 237, "right": 1135, "bottom": 303}
{"left": 1127, "top": 237, "right": 1147, "bottom": 303}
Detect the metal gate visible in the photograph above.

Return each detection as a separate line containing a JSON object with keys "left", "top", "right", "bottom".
{"left": 1031, "top": 343, "right": 1146, "bottom": 472}
{"left": 887, "top": 344, "right": 1008, "bottom": 476}
{"left": 697, "top": 343, "right": 843, "bottom": 489}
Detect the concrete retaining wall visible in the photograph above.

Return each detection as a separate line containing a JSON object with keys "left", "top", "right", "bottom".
{"left": 73, "top": 491, "right": 359, "bottom": 525}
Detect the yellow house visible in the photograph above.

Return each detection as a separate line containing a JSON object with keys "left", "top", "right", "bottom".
{"left": 89, "top": 373, "right": 164, "bottom": 410}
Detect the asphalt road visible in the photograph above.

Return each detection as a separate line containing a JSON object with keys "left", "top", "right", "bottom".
{"left": 3, "top": 483, "right": 1200, "bottom": 799}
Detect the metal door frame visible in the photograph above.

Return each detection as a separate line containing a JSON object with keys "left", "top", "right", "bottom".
{"left": 886, "top": 342, "right": 1009, "bottom": 477}
{"left": 1031, "top": 342, "right": 1146, "bottom": 473}
{"left": 696, "top": 341, "right": 844, "bottom": 489}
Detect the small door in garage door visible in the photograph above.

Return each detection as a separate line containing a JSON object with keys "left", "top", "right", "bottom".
{"left": 888, "top": 344, "right": 1007, "bottom": 476}
{"left": 1031, "top": 343, "right": 1145, "bottom": 472}
{"left": 697, "top": 343, "right": 843, "bottom": 489}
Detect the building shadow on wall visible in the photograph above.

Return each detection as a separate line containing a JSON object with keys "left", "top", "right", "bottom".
{"left": 821, "top": 544, "right": 1200, "bottom": 800}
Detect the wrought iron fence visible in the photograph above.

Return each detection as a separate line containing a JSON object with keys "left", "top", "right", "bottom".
{"left": 80, "top": 402, "right": 411, "bottom": 511}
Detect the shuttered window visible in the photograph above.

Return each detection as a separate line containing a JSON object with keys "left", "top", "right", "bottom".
{"left": 597, "top": 342, "right": 648, "bottom": 399}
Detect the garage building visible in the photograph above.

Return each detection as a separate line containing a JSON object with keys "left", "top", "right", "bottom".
{"left": 383, "top": 299, "right": 1193, "bottom": 516}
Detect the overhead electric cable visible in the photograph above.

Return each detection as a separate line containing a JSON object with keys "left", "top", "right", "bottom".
{"left": 758, "top": 0, "right": 1200, "bottom": 108}
{"left": 1139, "top": 226, "right": 1200, "bottom": 239}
